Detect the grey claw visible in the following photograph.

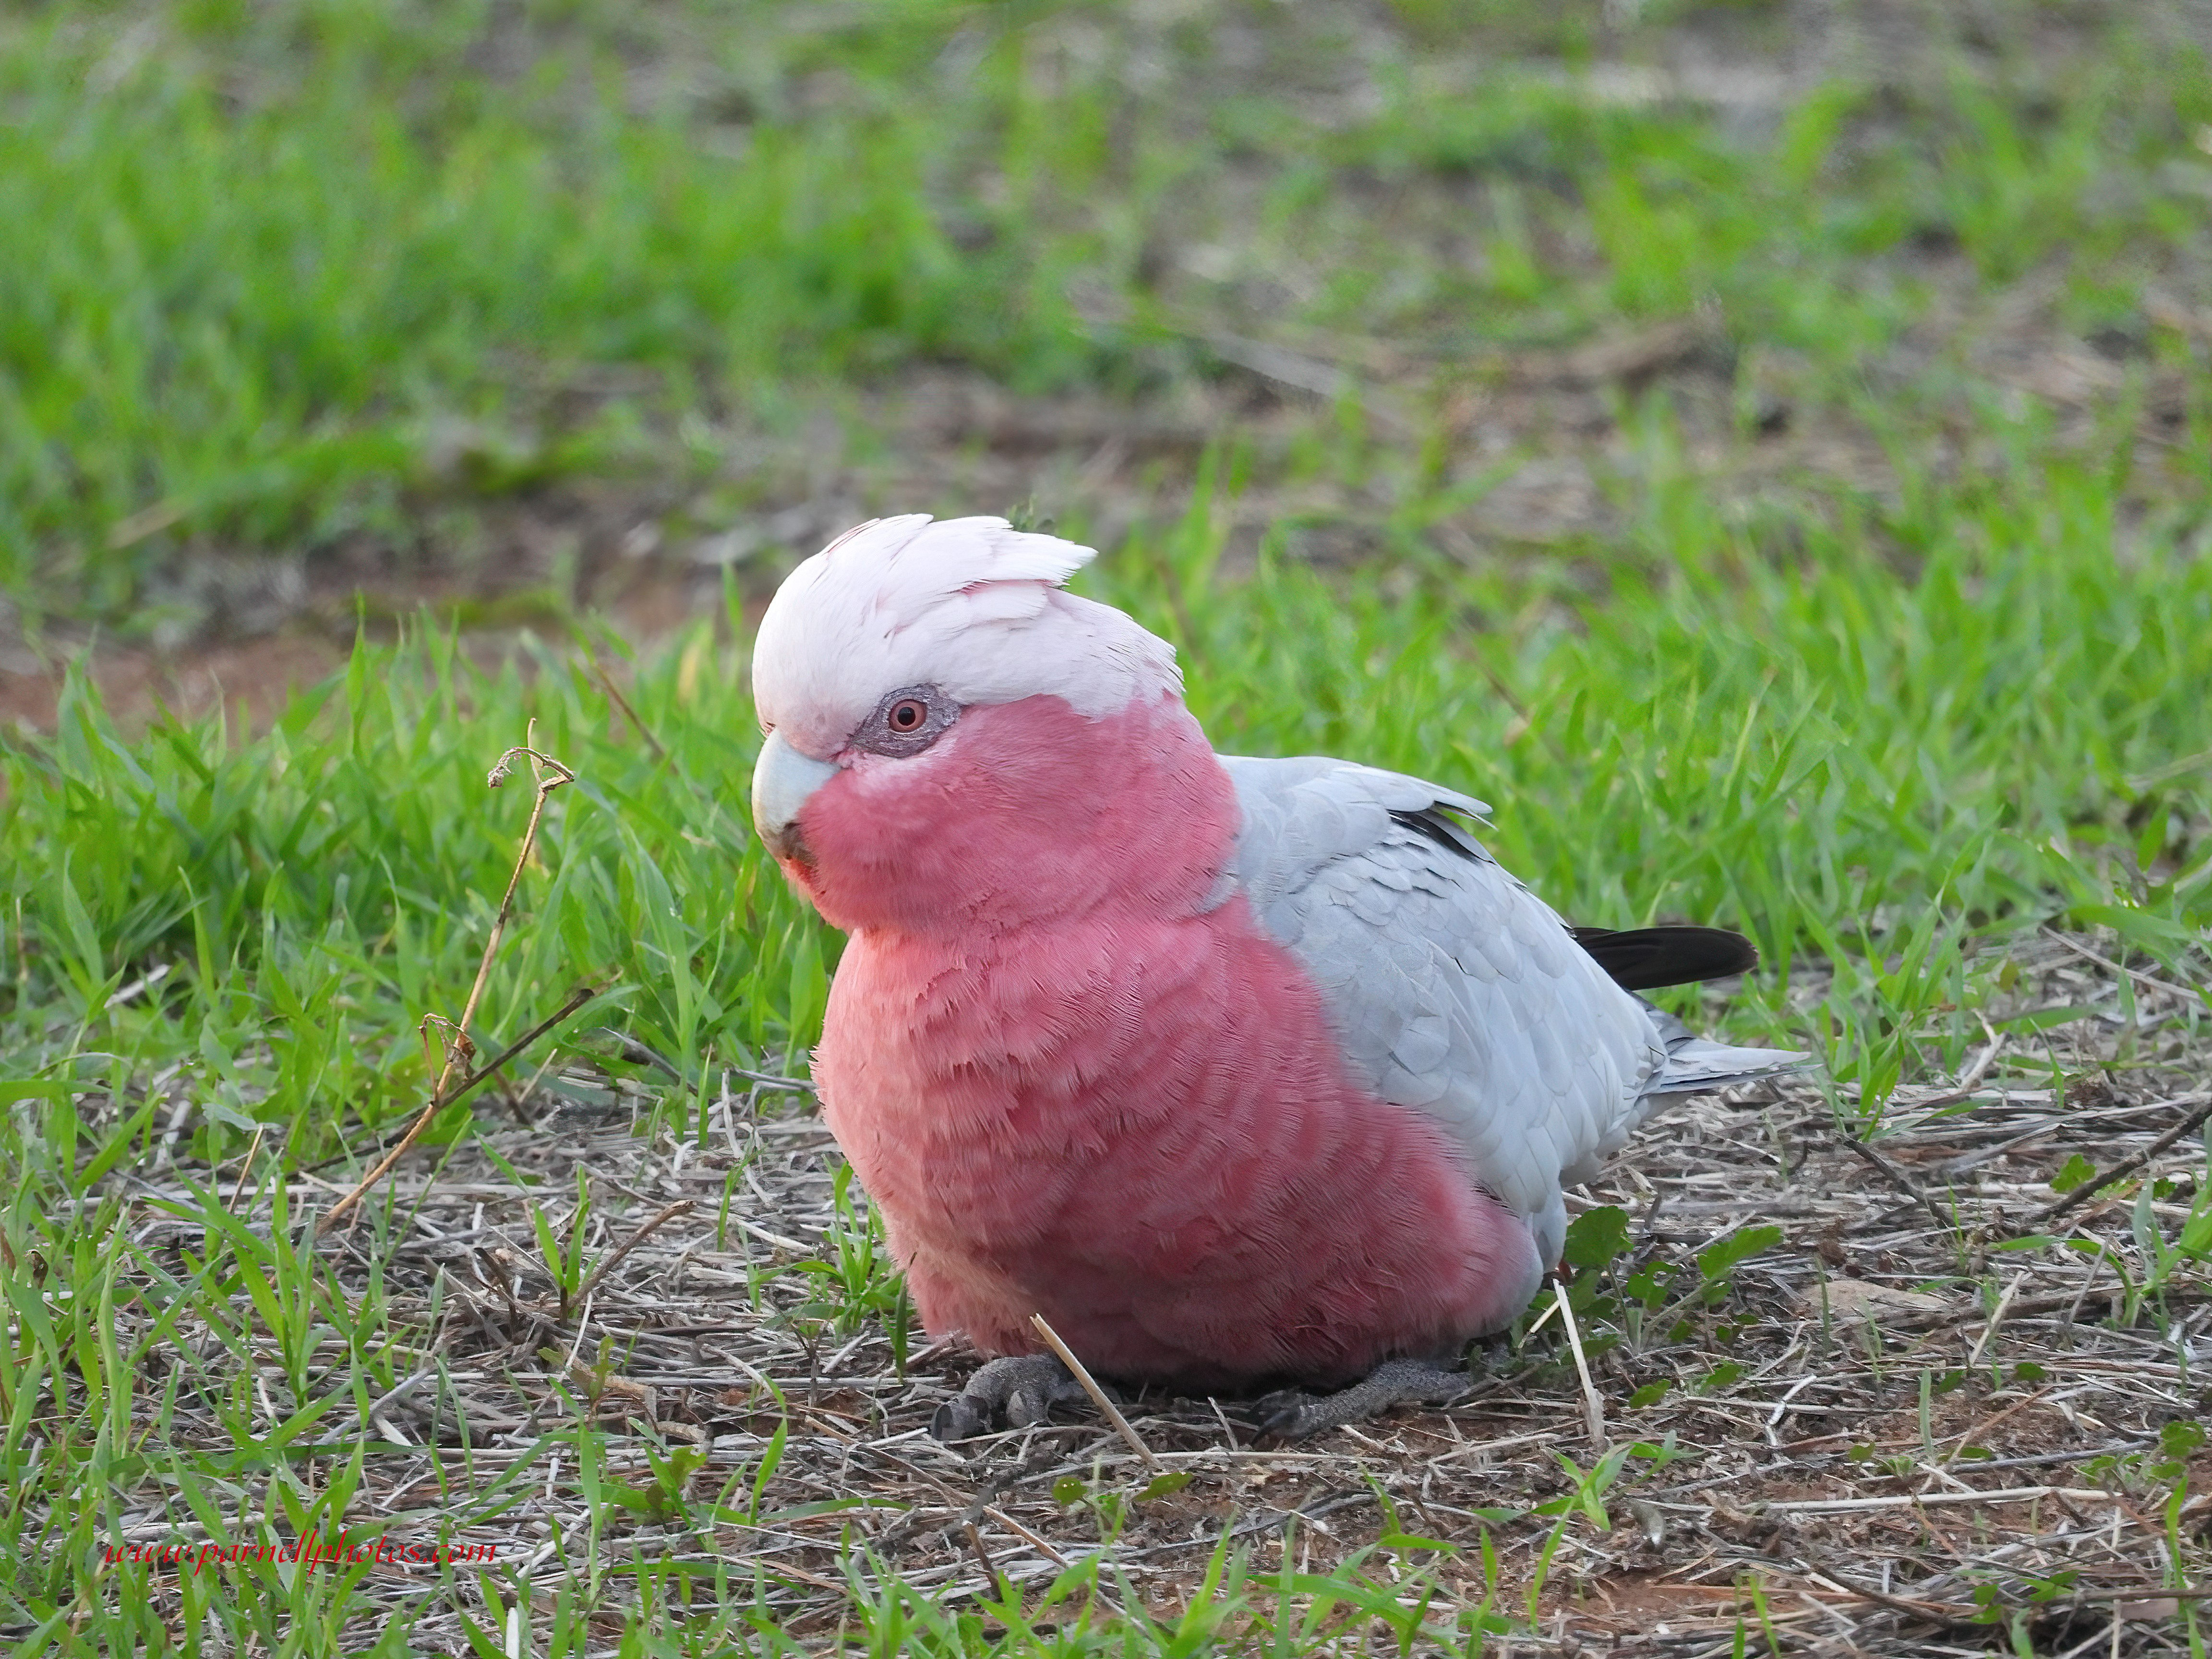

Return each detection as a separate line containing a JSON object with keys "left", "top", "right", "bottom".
{"left": 1249, "top": 1357, "right": 1469, "bottom": 1442}
{"left": 931, "top": 1396, "right": 991, "bottom": 1442}
{"left": 1006, "top": 1381, "right": 1054, "bottom": 1428}
{"left": 930, "top": 1353, "right": 1082, "bottom": 1443}
{"left": 1252, "top": 1388, "right": 1322, "bottom": 1441}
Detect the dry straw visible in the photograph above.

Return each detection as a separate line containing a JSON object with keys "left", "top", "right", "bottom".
{"left": 143, "top": 880, "right": 2197, "bottom": 1654}
{"left": 319, "top": 728, "right": 589, "bottom": 1234}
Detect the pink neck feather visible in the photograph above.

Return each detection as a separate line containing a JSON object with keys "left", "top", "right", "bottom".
{"left": 785, "top": 692, "right": 1238, "bottom": 936}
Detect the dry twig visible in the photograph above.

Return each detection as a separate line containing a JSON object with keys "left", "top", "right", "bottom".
{"left": 1837, "top": 1130, "right": 1956, "bottom": 1233}
{"left": 582, "top": 641, "right": 669, "bottom": 764}
{"left": 1030, "top": 1312, "right": 1163, "bottom": 1471}
{"left": 2044, "top": 926, "right": 2206, "bottom": 1004}
{"left": 2035, "top": 1093, "right": 2212, "bottom": 1224}
{"left": 320, "top": 733, "right": 577, "bottom": 1235}
{"left": 1551, "top": 1278, "right": 1608, "bottom": 1453}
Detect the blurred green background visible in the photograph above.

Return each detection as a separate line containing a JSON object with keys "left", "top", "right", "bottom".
{"left": 2, "top": 0, "right": 2205, "bottom": 652}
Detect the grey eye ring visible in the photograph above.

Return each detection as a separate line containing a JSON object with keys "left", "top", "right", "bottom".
{"left": 856, "top": 683, "right": 958, "bottom": 757}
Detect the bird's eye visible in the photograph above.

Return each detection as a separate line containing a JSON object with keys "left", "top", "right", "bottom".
{"left": 855, "top": 684, "right": 958, "bottom": 757}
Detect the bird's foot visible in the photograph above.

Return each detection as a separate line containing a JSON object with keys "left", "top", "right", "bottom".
{"left": 931, "top": 1354, "right": 1095, "bottom": 1442}
{"left": 1252, "top": 1356, "right": 1471, "bottom": 1442}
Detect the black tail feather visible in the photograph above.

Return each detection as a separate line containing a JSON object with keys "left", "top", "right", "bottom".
{"left": 1569, "top": 925, "right": 1758, "bottom": 991}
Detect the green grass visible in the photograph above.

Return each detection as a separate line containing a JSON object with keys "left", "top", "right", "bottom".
{"left": 5, "top": 452, "right": 2212, "bottom": 1647}
{"left": 6, "top": 0, "right": 2212, "bottom": 1649}
{"left": 0, "top": 0, "right": 1106, "bottom": 620}
{"left": 5, "top": 1, "right": 2208, "bottom": 626}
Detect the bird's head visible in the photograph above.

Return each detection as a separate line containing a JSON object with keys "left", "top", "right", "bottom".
{"left": 748, "top": 515, "right": 1234, "bottom": 934}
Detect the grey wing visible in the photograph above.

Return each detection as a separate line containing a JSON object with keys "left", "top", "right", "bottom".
{"left": 1213, "top": 754, "right": 1700, "bottom": 1266}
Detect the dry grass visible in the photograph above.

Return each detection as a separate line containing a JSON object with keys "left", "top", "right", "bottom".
{"left": 90, "top": 928, "right": 2212, "bottom": 1654}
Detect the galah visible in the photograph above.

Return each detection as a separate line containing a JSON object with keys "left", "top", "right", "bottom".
{"left": 749, "top": 515, "right": 1803, "bottom": 1438}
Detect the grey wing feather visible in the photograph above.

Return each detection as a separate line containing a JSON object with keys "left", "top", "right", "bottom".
{"left": 1214, "top": 754, "right": 1803, "bottom": 1268}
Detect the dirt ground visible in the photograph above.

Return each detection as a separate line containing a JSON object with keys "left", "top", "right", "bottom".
{"left": 102, "top": 927, "right": 2212, "bottom": 1654}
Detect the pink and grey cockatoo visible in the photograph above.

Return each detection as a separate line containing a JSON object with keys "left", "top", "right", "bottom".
{"left": 749, "top": 515, "right": 1802, "bottom": 1438}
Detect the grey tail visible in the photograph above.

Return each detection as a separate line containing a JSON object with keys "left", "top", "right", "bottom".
{"left": 1643, "top": 1005, "right": 1810, "bottom": 1098}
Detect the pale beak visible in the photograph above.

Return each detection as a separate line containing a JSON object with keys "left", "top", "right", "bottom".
{"left": 751, "top": 729, "right": 840, "bottom": 865}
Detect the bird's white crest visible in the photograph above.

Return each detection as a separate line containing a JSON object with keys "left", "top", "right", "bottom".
{"left": 752, "top": 515, "right": 1183, "bottom": 757}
